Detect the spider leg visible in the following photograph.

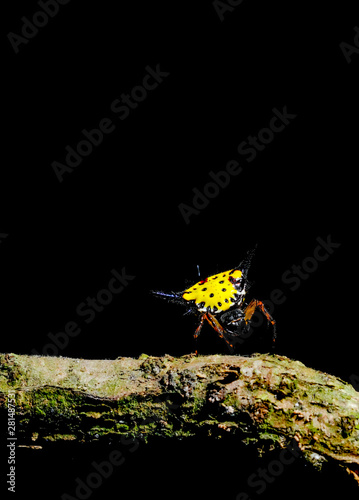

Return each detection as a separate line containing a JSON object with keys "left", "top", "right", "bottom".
{"left": 193, "top": 314, "right": 206, "bottom": 356}
{"left": 244, "top": 299, "right": 277, "bottom": 342}
{"left": 205, "top": 312, "right": 234, "bottom": 350}
{"left": 194, "top": 314, "right": 205, "bottom": 339}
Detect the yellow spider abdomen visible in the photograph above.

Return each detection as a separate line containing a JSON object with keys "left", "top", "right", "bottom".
{"left": 182, "top": 269, "right": 244, "bottom": 313}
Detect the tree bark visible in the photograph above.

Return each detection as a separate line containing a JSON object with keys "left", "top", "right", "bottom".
{"left": 1, "top": 352, "right": 358, "bottom": 485}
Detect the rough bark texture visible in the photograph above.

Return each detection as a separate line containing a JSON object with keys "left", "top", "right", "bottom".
{"left": 1, "top": 352, "right": 358, "bottom": 485}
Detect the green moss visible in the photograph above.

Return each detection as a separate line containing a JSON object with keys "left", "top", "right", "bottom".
{"left": 140, "top": 356, "right": 166, "bottom": 376}
{"left": 31, "top": 387, "right": 79, "bottom": 419}
{"left": 340, "top": 416, "right": 359, "bottom": 438}
{"left": 42, "top": 433, "right": 77, "bottom": 442}
{"left": 0, "top": 354, "right": 24, "bottom": 389}
{"left": 257, "top": 430, "right": 282, "bottom": 443}
{"left": 116, "top": 423, "right": 130, "bottom": 432}
{"left": 88, "top": 426, "right": 113, "bottom": 437}
{"left": 81, "top": 411, "right": 103, "bottom": 419}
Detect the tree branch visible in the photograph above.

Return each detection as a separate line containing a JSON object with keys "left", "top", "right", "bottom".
{"left": 1, "top": 352, "right": 358, "bottom": 485}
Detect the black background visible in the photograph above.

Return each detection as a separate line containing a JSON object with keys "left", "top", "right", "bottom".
{"left": 1, "top": 1, "right": 358, "bottom": 499}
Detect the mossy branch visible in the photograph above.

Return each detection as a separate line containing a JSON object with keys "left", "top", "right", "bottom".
{"left": 1, "top": 352, "right": 358, "bottom": 485}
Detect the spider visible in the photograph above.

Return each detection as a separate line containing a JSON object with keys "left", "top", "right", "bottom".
{"left": 152, "top": 249, "right": 276, "bottom": 351}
